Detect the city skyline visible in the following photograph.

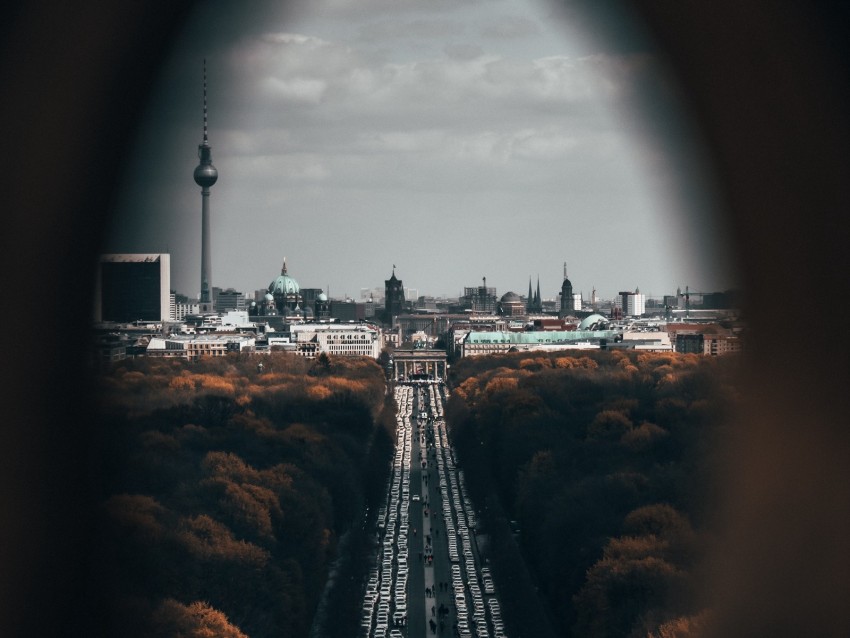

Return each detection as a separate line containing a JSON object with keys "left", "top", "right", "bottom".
{"left": 104, "top": 0, "right": 737, "bottom": 302}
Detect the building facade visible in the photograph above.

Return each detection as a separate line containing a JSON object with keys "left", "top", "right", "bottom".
{"left": 620, "top": 289, "right": 646, "bottom": 316}
{"left": 214, "top": 287, "right": 245, "bottom": 313}
{"left": 461, "top": 329, "right": 619, "bottom": 357}
{"left": 463, "top": 278, "right": 497, "bottom": 313}
{"left": 146, "top": 333, "right": 255, "bottom": 360}
{"left": 498, "top": 291, "right": 526, "bottom": 317}
{"left": 94, "top": 253, "right": 171, "bottom": 323}
{"left": 289, "top": 323, "right": 382, "bottom": 359}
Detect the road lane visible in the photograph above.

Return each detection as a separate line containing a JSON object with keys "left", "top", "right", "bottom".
{"left": 360, "top": 382, "right": 507, "bottom": 638}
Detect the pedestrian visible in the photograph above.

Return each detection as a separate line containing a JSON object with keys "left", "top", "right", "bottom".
{"left": 432, "top": 605, "right": 436, "bottom": 616}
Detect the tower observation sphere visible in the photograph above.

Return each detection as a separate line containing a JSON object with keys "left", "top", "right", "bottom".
{"left": 194, "top": 146, "right": 218, "bottom": 187}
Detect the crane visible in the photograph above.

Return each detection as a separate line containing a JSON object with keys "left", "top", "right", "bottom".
{"left": 677, "top": 285, "right": 713, "bottom": 319}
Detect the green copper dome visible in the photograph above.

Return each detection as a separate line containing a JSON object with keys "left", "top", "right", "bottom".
{"left": 578, "top": 314, "right": 608, "bottom": 330}
{"left": 269, "top": 258, "right": 300, "bottom": 294}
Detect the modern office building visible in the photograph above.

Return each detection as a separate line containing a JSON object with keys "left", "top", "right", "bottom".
{"left": 94, "top": 253, "right": 171, "bottom": 323}
{"left": 330, "top": 299, "right": 366, "bottom": 322}
{"left": 462, "top": 278, "right": 497, "bottom": 313}
{"left": 620, "top": 289, "right": 646, "bottom": 316}
{"left": 214, "top": 287, "right": 245, "bottom": 313}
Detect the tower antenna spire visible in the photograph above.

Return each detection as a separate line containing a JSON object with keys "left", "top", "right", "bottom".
{"left": 203, "top": 59, "right": 208, "bottom": 143}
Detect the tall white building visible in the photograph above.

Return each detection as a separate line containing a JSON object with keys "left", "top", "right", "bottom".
{"left": 620, "top": 289, "right": 646, "bottom": 316}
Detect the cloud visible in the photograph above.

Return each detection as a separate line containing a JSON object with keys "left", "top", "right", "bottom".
{"left": 288, "top": 0, "right": 486, "bottom": 20}
{"left": 108, "top": 0, "right": 730, "bottom": 299}
{"left": 444, "top": 42, "right": 484, "bottom": 60}
{"left": 229, "top": 24, "right": 654, "bottom": 131}
{"left": 358, "top": 18, "right": 466, "bottom": 43}
{"left": 229, "top": 154, "right": 330, "bottom": 182}
{"left": 217, "top": 28, "right": 662, "bottom": 197}
{"left": 480, "top": 14, "right": 540, "bottom": 39}
{"left": 261, "top": 76, "right": 327, "bottom": 103}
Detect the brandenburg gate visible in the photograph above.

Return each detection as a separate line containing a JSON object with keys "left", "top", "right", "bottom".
{"left": 391, "top": 349, "right": 448, "bottom": 382}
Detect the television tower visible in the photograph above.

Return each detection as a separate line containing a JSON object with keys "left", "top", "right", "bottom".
{"left": 193, "top": 59, "right": 218, "bottom": 311}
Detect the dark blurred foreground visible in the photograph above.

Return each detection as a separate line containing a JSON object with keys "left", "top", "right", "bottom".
{"left": 2, "top": 2, "right": 850, "bottom": 636}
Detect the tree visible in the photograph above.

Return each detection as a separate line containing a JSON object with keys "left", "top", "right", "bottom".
{"left": 150, "top": 599, "right": 249, "bottom": 638}
{"left": 310, "top": 352, "right": 332, "bottom": 376}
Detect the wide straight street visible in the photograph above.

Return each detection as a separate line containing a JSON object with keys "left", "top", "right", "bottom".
{"left": 360, "top": 382, "right": 507, "bottom": 638}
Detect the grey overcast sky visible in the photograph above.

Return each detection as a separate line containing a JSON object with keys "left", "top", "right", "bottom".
{"left": 105, "top": 0, "right": 737, "bottom": 301}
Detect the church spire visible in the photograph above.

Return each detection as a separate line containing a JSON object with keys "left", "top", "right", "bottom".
{"left": 535, "top": 276, "right": 541, "bottom": 307}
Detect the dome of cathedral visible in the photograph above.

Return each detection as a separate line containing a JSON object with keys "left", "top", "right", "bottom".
{"left": 269, "top": 259, "right": 300, "bottom": 295}
{"left": 264, "top": 293, "right": 275, "bottom": 302}
{"left": 270, "top": 274, "right": 300, "bottom": 294}
{"left": 500, "top": 291, "right": 521, "bottom": 303}
{"left": 317, "top": 292, "right": 328, "bottom": 302}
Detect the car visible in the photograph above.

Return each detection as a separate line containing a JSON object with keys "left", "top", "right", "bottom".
{"left": 411, "top": 494, "right": 420, "bottom": 501}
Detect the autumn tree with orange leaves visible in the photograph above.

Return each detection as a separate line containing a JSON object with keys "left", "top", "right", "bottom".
{"left": 446, "top": 349, "right": 737, "bottom": 638}
{"left": 88, "top": 352, "right": 394, "bottom": 638}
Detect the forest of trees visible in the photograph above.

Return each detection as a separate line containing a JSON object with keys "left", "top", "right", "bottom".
{"left": 85, "top": 348, "right": 737, "bottom": 638}
{"left": 86, "top": 352, "right": 395, "bottom": 638}
{"left": 445, "top": 350, "right": 739, "bottom": 638}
